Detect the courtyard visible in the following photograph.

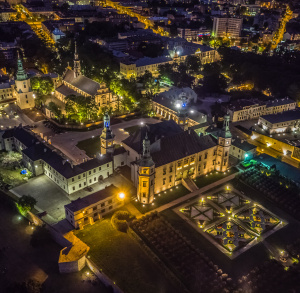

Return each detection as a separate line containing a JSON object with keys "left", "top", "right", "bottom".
{"left": 10, "top": 173, "right": 134, "bottom": 224}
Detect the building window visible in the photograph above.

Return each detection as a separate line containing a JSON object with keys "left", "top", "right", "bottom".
{"left": 163, "top": 178, "right": 166, "bottom": 185}
{"left": 163, "top": 169, "right": 166, "bottom": 175}
{"left": 78, "top": 175, "right": 81, "bottom": 179}
{"left": 94, "top": 213, "right": 98, "bottom": 217}
{"left": 79, "top": 184, "right": 81, "bottom": 188}
{"left": 101, "top": 203, "right": 105, "bottom": 207}
{"left": 73, "top": 186, "right": 75, "bottom": 191}
{"left": 72, "top": 178, "right": 74, "bottom": 182}
{"left": 94, "top": 177, "right": 96, "bottom": 181}
{"left": 93, "top": 206, "right": 97, "bottom": 211}
{"left": 204, "top": 153, "right": 207, "bottom": 159}
{"left": 169, "top": 176, "right": 172, "bottom": 182}
{"left": 109, "top": 206, "right": 113, "bottom": 210}
{"left": 99, "top": 167, "right": 101, "bottom": 171}
{"left": 101, "top": 209, "right": 105, "bottom": 213}
{"left": 108, "top": 199, "right": 112, "bottom": 204}
{"left": 89, "top": 171, "right": 91, "bottom": 175}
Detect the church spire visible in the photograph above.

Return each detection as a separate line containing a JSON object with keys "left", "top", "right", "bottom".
{"left": 73, "top": 41, "right": 81, "bottom": 77}
{"left": 16, "top": 51, "right": 28, "bottom": 81}
{"left": 142, "top": 131, "right": 151, "bottom": 158}
{"left": 220, "top": 112, "right": 231, "bottom": 138}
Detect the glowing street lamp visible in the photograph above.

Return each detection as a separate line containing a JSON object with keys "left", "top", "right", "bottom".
{"left": 118, "top": 192, "right": 125, "bottom": 200}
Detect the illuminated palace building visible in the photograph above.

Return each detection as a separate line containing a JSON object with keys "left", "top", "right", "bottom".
{"left": 122, "top": 115, "right": 232, "bottom": 204}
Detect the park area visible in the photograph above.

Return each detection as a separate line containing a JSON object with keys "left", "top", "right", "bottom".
{"left": 0, "top": 151, "right": 31, "bottom": 189}
{"left": 75, "top": 217, "right": 179, "bottom": 293}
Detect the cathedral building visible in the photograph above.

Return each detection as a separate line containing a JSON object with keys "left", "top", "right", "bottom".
{"left": 55, "top": 43, "right": 117, "bottom": 110}
{"left": 122, "top": 116, "right": 232, "bottom": 204}
{"left": 15, "top": 53, "right": 35, "bottom": 110}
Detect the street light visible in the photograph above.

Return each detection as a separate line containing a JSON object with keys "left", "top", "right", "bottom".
{"left": 118, "top": 192, "right": 125, "bottom": 200}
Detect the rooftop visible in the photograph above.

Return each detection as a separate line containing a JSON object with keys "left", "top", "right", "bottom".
{"left": 232, "top": 138, "right": 256, "bottom": 152}
{"left": 64, "top": 184, "right": 119, "bottom": 213}
{"left": 260, "top": 109, "right": 300, "bottom": 124}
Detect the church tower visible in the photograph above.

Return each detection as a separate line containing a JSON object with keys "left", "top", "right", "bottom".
{"left": 137, "top": 133, "right": 155, "bottom": 204}
{"left": 15, "top": 52, "right": 35, "bottom": 110}
{"left": 217, "top": 113, "right": 232, "bottom": 172}
{"left": 100, "top": 112, "right": 115, "bottom": 155}
{"left": 73, "top": 41, "right": 81, "bottom": 78}
{"left": 176, "top": 102, "right": 189, "bottom": 131}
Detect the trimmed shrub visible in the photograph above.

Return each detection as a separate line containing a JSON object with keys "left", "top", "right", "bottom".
{"left": 111, "top": 211, "right": 134, "bottom": 232}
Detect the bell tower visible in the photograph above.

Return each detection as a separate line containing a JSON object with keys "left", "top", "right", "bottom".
{"left": 100, "top": 112, "right": 115, "bottom": 155}
{"left": 217, "top": 113, "right": 232, "bottom": 172}
{"left": 73, "top": 41, "right": 81, "bottom": 78}
{"left": 15, "top": 52, "right": 35, "bottom": 110}
{"left": 137, "top": 133, "right": 155, "bottom": 204}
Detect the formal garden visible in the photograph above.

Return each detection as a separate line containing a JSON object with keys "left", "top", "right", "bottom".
{"left": 130, "top": 212, "right": 237, "bottom": 293}
{"left": 237, "top": 164, "right": 300, "bottom": 220}
{"left": 177, "top": 186, "right": 283, "bottom": 257}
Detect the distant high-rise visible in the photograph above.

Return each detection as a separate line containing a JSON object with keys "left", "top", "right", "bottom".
{"left": 212, "top": 17, "right": 243, "bottom": 38}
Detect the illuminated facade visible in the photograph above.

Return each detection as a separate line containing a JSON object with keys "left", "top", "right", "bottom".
{"left": 124, "top": 118, "right": 231, "bottom": 204}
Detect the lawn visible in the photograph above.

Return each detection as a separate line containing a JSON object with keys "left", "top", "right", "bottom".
{"left": 131, "top": 184, "right": 190, "bottom": 214}
{"left": 0, "top": 167, "right": 28, "bottom": 188}
{"left": 76, "top": 136, "right": 100, "bottom": 158}
{"left": 194, "top": 166, "right": 239, "bottom": 188}
{"left": 75, "top": 218, "right": 178, "bottom": 293}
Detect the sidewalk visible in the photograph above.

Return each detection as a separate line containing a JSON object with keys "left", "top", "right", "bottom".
{"left": 150, "top": 173, "right": 236, "bottom": 214}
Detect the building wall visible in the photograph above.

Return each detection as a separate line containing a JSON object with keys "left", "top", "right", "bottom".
{"left": 230, "top": 145, "right": 256, "bottom": 160}
{"left": 258, "top": 116, "right": 300, "bottom": 134}
{"left": 15, "top": 78, "right": 35, "bottom": 109}
{"left": 65, "top": 195, "right": 124, "bottom": 229}
{"left": 229, "top": 101, "right": 297, "bottom": 122}
{"left": 0, "top": 84, "right": 15, "bottom": 102}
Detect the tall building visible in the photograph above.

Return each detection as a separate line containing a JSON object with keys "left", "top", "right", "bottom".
{"left": 100, "top": 112, "right": 115, "bottom": 155}
{"left": 212, "top": 17, "right": 243, "bottom": 38}
{"left": 15, "top": 53, "right": 35, "bottom": 109}
{"left": 73, "top": 41, "right": 81, "bottom": 78}
{"left": 136, "top": 133, "right": 155, "bottom": 204}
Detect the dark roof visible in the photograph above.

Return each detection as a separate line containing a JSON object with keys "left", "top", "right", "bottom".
{"left": 113, "top": 146, "right": 127, "bottom": 155}
{"left": 11, "top": 127, "right": 39, "bottom": 147}
{"left": 1, "top": 128, "right": 15, "bottom": 139}
{"left": 65, "top": 184, "right": 119, "bottom": 213}
{"left": 56, "top": 84, "right": 80, "bottom": 97}
{"left": 151, "top": 130, "right": 217, "bottom": 167}
{"left": 122, "top": 120, "right": 183, "bottom": 154}
{"left": 63, "top": 69, "right": 102, "bottom": 96}
{"left": 266, "top": 97, "right": 295, "bottom": 108}
{"left": 232, "top": 138, "right": 256, "bottom": 152}
{"left": 260, "top": 109, "right": 300, "bottom": 124}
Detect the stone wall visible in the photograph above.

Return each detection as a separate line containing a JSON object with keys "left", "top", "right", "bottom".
{"left": 86, "top": 258, "right": 124, "bottom": 293}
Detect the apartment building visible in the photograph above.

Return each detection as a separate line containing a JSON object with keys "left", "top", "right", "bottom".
{"left": 212, "top": 17, "right": 243, "bottom": 38}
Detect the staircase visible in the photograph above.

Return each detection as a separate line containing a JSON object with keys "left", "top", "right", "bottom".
{"left": 182, "top": 177, "right": 199, "bottom": 192}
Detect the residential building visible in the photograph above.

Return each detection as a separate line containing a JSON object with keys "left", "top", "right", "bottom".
{"left": 177, "top": 28, "right": 210, "bottom": 41}
{"left": 212, "top": 17, "right": 243, "bottom": 38}
{"left": 64, "top": 185, "right": 124, "bottom": 229}
{"left": 226, "top": 98, "right": 297, "bottom": 122}
{"left": 0, "top": 81, "right": 15, "bottom": 102}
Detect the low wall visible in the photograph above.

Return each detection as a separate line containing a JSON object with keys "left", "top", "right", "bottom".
{"left": 59, "top": 253, "right": 86, "bottom": 274}
{"left": 86, "top": 258, "right": 124, "bottom": 293}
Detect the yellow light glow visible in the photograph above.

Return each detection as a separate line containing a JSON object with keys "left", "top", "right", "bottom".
{"left": 118, "top": 192, "right": 125, "bottom": 200}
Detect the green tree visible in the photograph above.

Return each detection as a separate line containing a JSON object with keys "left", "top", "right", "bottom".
{"left": 47, "top": 102, "right": 62, "bottom": 119}
{"left": 185, "top": 55, "right": 202, "bottom": 75}
{"left": 65, "top": 95, "right": 97, "bottom": 122}
{"left": 17, "top": 195, "right": 37, "bottom": 216}
{"left": 31, "top": 76, "right": 54, "bottom": 95}
{"left": 0, "top": 151, "right": 22, "bottom": 168}
{"left": 140, "top": 71, "right": 160, "bottom": 95}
